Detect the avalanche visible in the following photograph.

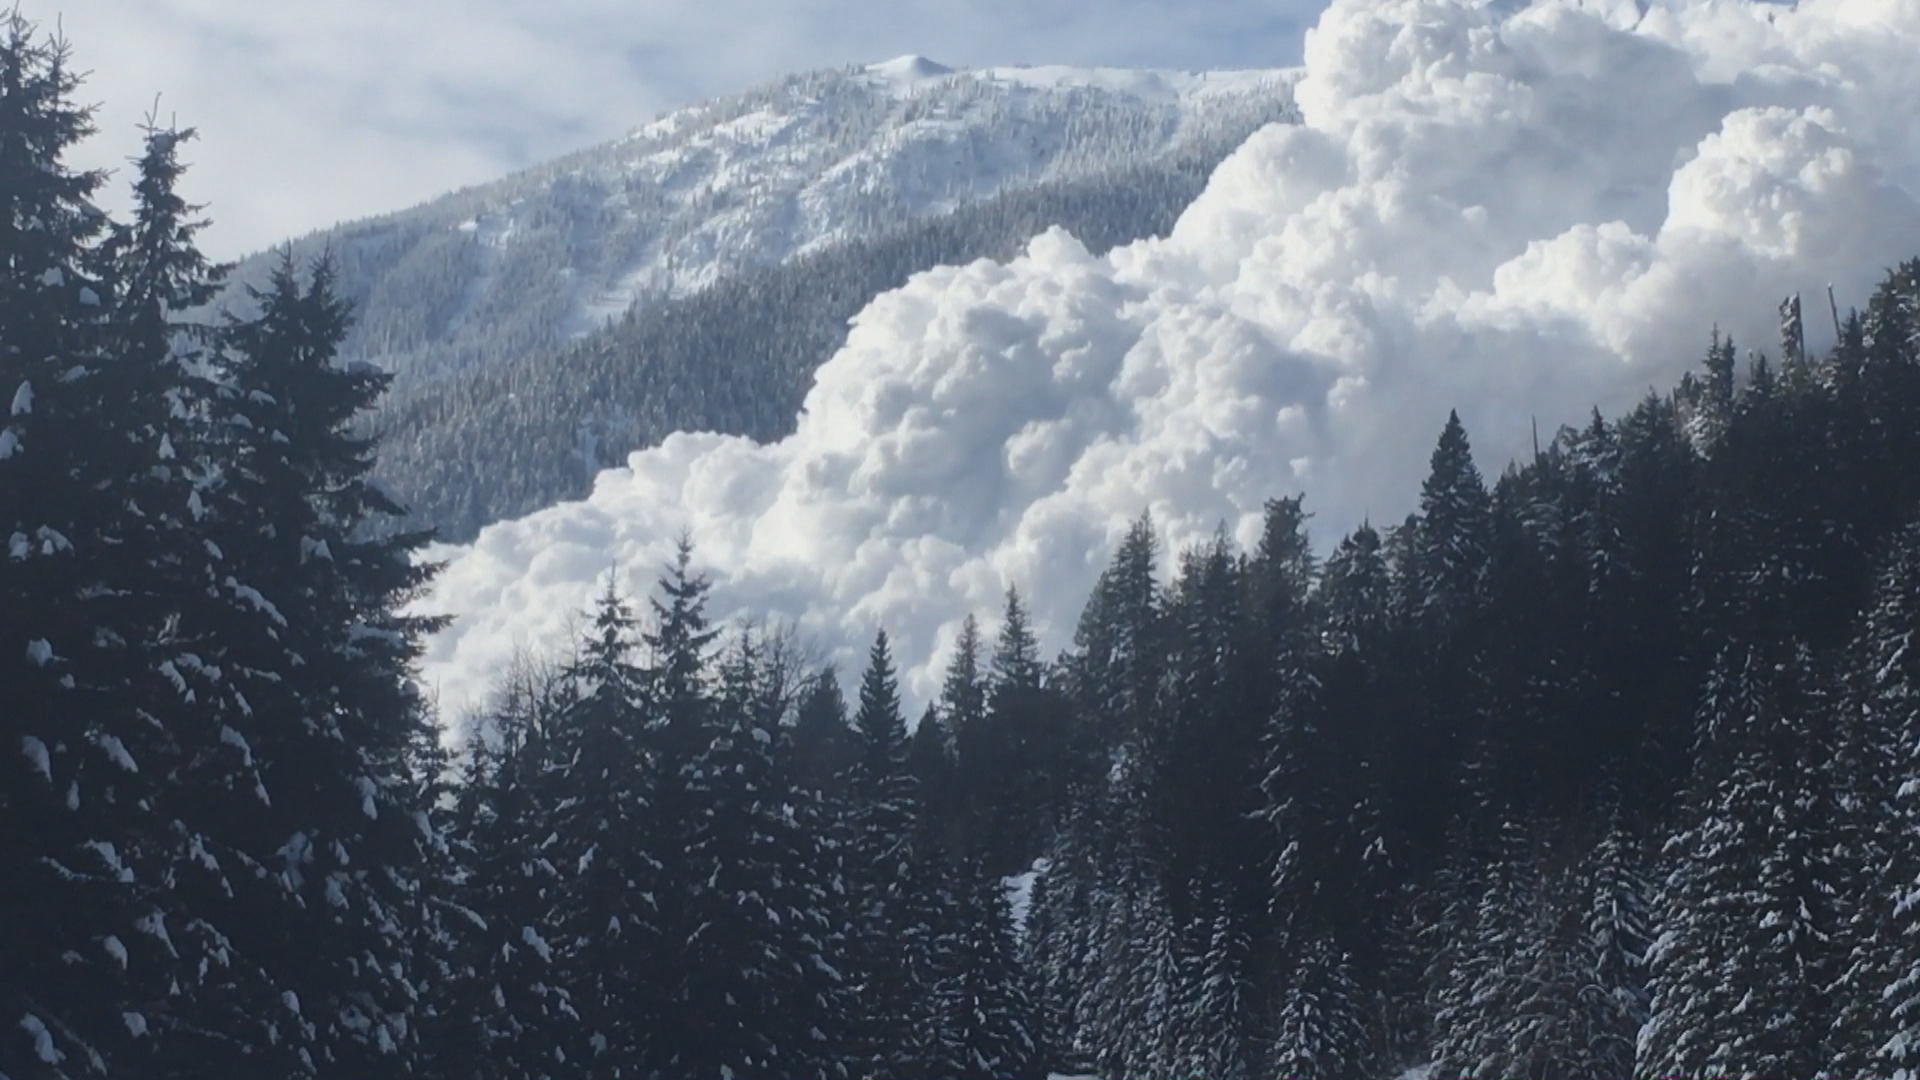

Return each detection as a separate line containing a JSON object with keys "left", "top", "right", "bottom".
{"left": 417, "top": 0, "right": 1920, "bottom": 721}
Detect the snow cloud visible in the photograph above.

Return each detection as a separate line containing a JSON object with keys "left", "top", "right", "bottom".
{"left": 52, "top": 0, "right": 1313, "bottom": 258}
{"left": 418, "top": 0, "right": 1920, "bottom": 719}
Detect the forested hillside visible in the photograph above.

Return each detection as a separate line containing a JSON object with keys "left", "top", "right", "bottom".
{"left": 224, "top": 60, "right": 1294, "bottom": 542}
{"left": 371, "top": 154, "right": 1238, "bottom": 540}
{"left": 13, "top": 9, "right": 1920, "bottom": 1080}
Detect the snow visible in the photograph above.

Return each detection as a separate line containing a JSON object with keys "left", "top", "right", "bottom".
{"left": 10, "top": 380, "right": 30, "bottom": 416}
{"left": 122, "top": 1011, "right": 148, "bottom": 1037}
{"left": 219, "top": 725, "right": 254, "bottom": 766}
{"left": 278, "top": 58, "right": 1295, "bottom": 377}
{"left": 417, "top": 0, "right": 1920, "bottom": 719}
{"left": 1006, "top": 862, "right": 1043, "bottom": 934}
{"left": 225, "top": 577, "right": 288, "bottom": 626}
{"left": 24, "top": 639, "right": 53, "bottom": 666}
{"left": 134, "top": 912, "right": 174, "bottom": 952}
{"left": 521, "top": 924, "right": 553, "bottom": 962}
{"left": 20, "top": 735, "right": 50, "bottom": 780}
{"left": 94, "top": 733, "right": 137, "bottom": 773}
{"left": 18, "top": 1014, "right": 60, "bottom": 1064}
{"left": 87, "top": 841, "right": 132, "bottom": 882}
{"left": 866, "top": 54, "right": 955, "bottom": 85}
{"left": 103, "top": 936, "right": 128, "bottom": 967}
{"left": 0, "top": 428, "right": 17, "bottom": 460}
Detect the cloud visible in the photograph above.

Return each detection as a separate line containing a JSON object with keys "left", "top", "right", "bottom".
{"left": 50, "top": 0, "right": 1322, "bottom": 257}
{"left": 418, "top": 0, "right": 1920, "bottom": 719}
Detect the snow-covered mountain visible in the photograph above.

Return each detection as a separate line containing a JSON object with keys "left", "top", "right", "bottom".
{"left": 231, "top": 59, "right": 1296, "bottom": 388}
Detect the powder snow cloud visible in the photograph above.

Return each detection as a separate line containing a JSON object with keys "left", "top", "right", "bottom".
{"left": 417, "top": 0, "right": 1920, "bottom": 720}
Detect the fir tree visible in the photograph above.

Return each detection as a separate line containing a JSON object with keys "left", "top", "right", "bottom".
{"left": 844, "top": 630, "right": 933, "bottom": 1077}
{"left": 1638, "top": 646, "right": 1834, "bottom": 1079}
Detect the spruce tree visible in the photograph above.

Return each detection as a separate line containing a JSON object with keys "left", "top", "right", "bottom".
{"left": 844, "top": 630, "right": 933, "bottom": 1077}
{"left": 663, "top": 625, "right": 848, "bottom": 1079}
{"left": 1417, "top": 410, "right": 1493, "bottom": 628}
{"left": 1856, "top": 526, "right": 1920, "bottom": 1075}
{"left": 0, "top": 18, "right": 167, "bottom": 1075}
{"left": 1638, "top": 646, "right": 1833, "bottom": 1079}
{"left": 540, "top": 579, "right": 659, "bottom": 1076}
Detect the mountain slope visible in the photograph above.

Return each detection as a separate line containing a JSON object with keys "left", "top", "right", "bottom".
{"left": 372, "top": 153, "right": 1250, "bottom": 541}
{"left": 228, "top": 60, "right": 1297, "bottom": 392}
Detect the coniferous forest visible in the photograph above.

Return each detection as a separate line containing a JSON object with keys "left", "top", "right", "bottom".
{"left": 13, "top": 13, "right": 1920, "bottom": 1080}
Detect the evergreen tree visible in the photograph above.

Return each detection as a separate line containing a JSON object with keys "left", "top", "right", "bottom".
{"left": 664, "top": 627, "right": 848, "bottom": 1079}
{"left": 960, "top": 587, "right": 1067, "bottom": 875}
{"left": 1417, "top": 410, "right": 1493, "bottom": 628}
{"left": 1855, "top": 526, "right": 1920, "bottom": 1075}
{"left": 790, "top": 665, "right": 857, "bottom": 796}
{"left": 539, "top": 579, "right": 659, "bottom": 1076}
{"left": 926, "top": 858, "right": 1040, "bottom": 1080}
{"left": 844, "top": 630, "right": 933, "bottom": 1077}
{"left": 434, "top": 658, "right": 575, "bottom": 1080}
{"left": 159, "top": 251, "right": 444, "bottom": 1075}
{"left": 1638, "top": 646, "right": 1834, "bottom": 1079}
{"left": 0, "top": 18, "right": 172, "bottom": 1075}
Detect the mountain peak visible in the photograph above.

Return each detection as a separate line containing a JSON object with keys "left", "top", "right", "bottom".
{"left": 866, "top": 54, "right": 955, "bottom": 82}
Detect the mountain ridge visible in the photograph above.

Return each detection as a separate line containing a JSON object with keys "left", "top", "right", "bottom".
{"left": 223, "top": 59, "right": 1299, "bottom": 393}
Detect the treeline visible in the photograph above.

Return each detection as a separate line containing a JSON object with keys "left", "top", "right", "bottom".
{"left": 1016, "top": 270, "right": 1920, "bottom": 1078}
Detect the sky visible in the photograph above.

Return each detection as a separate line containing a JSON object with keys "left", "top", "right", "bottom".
{"left": 50, "top": 0, "right": 1316, "bottom": 258}
{"left": 417, "top": 0, "right": 1920, "bottom": 721}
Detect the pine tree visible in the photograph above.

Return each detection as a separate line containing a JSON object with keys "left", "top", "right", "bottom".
{"left": 0, "top": 17, "right": 170, "bottom": 1076}
{"left": 1417, "top": 410, "right": 1493, "bottom": 627}
{"left": 539, "top": 579, "right": 660, "bottom": 1076}
{"left": 154, "top": 250, "right": 443, "bottom": 1075}
{"left": 1272, "top": 937, "right": 1368, "bottom": 1080}
{"left": 1638, "top": 646, "right": 1833, "bottom": 1079}
{"left": 926, "top": 857, "right": 1039, "bottom": 1080}
{"left": 1062, "top": 513, "right": 1163, "bottom": 776}
{"left": 790, "top": 664, "right": 856, "bottom": 795}
{"left": 664, "top": 626, "right": 848, "bottom": 1079}
{"left": 844, "top": 630, "right": 933, "bottom": 1077}
{"left": 942, "top": 614, "right": 989, "bottom": 740}
{"left": 1855, "top": 526, "right": 1920, "bottom": 1075}
{"left": 439, "top": 656, "right": 574, "bottom": 1080}
{"left": 959, "top": 587, "right": 1067, "bottom": 875}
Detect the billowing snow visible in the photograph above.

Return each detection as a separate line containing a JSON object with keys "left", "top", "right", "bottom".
{"left": 417, "top": 0, "right": 1920, "bottom": 721}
